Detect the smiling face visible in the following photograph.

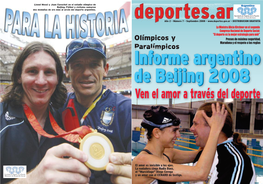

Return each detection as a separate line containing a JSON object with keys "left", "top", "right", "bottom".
{"left": 20, "top": 51, "right": 58, "bottom": 109}
{"left": 190, "top": 110, "right": 211, "bottom": 148}
{"left": 65, "top": 50, "right": 109, "bottom": 103}
{"left": 159, "top": 126, "right": 180, "bottom": 148}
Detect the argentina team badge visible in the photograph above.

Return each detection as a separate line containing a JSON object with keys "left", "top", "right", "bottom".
{"left": 100, "top": 106, "right": 115, "bottom": 126}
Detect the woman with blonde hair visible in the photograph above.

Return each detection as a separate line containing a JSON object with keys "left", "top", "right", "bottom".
{"left": 189, "top": 101, "right": 255, "bottom": 183}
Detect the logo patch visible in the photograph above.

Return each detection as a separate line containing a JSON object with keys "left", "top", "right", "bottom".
{"left": 100, "top": 107, "right": 115, "bottom": 126}
{"left": 3, "top": 165, "right": 27, "bottom": 178}
{"left": 5, "top": 111, "right": 15, "bottom": 121}
{"left": 162, "top": 117, "right": 172, "bottom": 124}
{"left": 234, "top": 4, "right": 260, "bottom": 19}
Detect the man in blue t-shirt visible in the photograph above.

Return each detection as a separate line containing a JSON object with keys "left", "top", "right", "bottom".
{"left": 61, "top": 38, "right": 131, "bottom": 184}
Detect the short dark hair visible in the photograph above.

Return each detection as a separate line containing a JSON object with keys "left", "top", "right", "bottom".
{"left": 2, "top": 41, "right": 67, "bottom": 109}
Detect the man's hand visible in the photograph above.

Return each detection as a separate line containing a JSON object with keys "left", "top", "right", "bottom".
{"left": 13, "top": 143, "right": 91, "bottom": 184}
{"left": 106, "top": 152, "right": 131, "bottom": 184}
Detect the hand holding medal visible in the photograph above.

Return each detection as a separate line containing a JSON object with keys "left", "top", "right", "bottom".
{"left": 23, "top": 103, "right": 114, "bottom": 171}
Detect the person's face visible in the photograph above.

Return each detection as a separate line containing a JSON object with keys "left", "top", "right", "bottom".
{"left": 159, "top": 126, "right": 180, "bottom": 148}
{"left": 65, "top": 50, "right": 109, "bottom": 99}
{"left": 19, "top": 51, "right": 58, "bottom": 108}
{"left": 190, "top": 110, "right": 211, "bottom": 148}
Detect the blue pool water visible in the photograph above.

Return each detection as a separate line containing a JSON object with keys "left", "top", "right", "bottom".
{"left": 132, "top": 132, "right": 263, "bottom": 184}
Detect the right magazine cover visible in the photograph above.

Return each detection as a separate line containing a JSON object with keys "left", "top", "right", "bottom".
{"left": 131, "top": 0, "right": 263, "bottom": 184}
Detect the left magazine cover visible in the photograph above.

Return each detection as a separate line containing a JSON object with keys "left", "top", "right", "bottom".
{"left": 0, "top": 0, "right": 132, "bottom": 183}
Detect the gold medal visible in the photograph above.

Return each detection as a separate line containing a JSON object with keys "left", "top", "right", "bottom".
{"left": 79, "top": 129, "right": 114, "bottom": 171}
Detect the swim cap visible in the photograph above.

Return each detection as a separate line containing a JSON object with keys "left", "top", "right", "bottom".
{"left": 141, "top": 106, "right": 180, "bottom": 129}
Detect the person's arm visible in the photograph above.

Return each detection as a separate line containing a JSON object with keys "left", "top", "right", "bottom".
{"left": 106, "top": 152, "right": 131, "bottom": 184}
{"left": 165, "top": 148, "right": 200, "bottom": 164}
{"left": 9, "top": 143, "right": 91, "bottom": 184}
{"left": 132, "top": 102, "right": 227, "bottom": 183}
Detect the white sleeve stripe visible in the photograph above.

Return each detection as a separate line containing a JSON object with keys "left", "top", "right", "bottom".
{"left": 0, "top": 120, "right": 24, "bottom": 134}
{"left": 224, "top": 142, "right": 244, "bottom": 184}
{"left": 249, "top": 160, "right": 256, "bottom": 184}
{"left": 225, "top": 144, "right": 240, "bottom": 184}
{"left": 229, "top": 142, "right": 245, "bottom": 184}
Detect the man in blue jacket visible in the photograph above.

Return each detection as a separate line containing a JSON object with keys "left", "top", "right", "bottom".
{"left": 61, "top": 38, "right": 131, "bottom": 184}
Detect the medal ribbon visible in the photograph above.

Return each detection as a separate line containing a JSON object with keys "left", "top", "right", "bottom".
{"left": 80, "top": 89, "right": 106, "bottom": 124}
{"left": 23, "top": 103, "right": 92, "bottom": 143}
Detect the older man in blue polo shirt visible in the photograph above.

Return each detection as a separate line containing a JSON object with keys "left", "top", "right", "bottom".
{"left": 61, "top": 38, "right": 131, "bottom": 184}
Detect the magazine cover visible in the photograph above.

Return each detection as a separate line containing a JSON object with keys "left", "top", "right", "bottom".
{"left": 131, "top": 0, "right": 263, "bottom": 184}
{"left": 0, "top": 0, "right": 132, "bottom": 183}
